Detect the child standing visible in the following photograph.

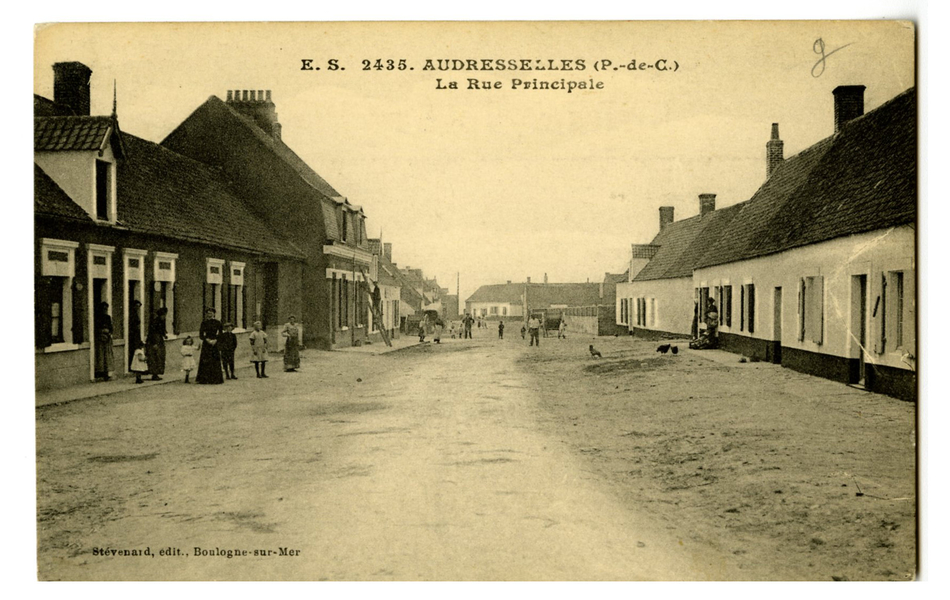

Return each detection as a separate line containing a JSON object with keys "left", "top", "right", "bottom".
{"left": 219, "top": 322, "right": 238, "bottom": 380}
{"left": 180, "top": 336, "right": 197, "bottom": 383}
{"left": 249, "top": 321, "right": 269, "bottom": 378}
{"left": 130, "top": 342, "right": 149, "bottom": 384}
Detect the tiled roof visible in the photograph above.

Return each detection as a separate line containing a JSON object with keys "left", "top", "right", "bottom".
{"left": 34, "top": 163, "right": 92, "bottom": 222}
{"left": 34, "top": 115, "right": 115, "bottom": 152}
{"left": 214, "top": 96, "right": 344, "bottom": 200}
{"left": 527, "top": 283, "right": 603, "bottom": 308}
{"left": 466, "top": 283, "right": 524, "bottom": 305}
{"left": 604, "top": 272, "right": 629, "bottom": 285}
{"left": 695, "top": 87, "right": 916, "bottom": 269}
{"left": 117, "top": 133, "right": 304, "bottom": 259}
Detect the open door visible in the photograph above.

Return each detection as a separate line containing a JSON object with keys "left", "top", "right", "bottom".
{"left": 850, "top": 274, "right": 868, "bottom": 386}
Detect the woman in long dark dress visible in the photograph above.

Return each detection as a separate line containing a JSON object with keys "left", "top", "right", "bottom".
{"left": 281, "top": 315, "right": 301, "bottom": 372}
{"left": 94, "top": 302, "right": 114, "bottom": 381}
{"left": 196, "top": 308, "right": 225, "bottom": 385}
{"left": 146, "top": 307, "right": 168, "bottom": 381}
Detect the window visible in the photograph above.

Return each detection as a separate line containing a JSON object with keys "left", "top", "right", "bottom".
{"left": 502, "top": 306, "right": 508, "bottom": 316}
{"left": 490, "top": 306, "right": 498, "bottom": 315}
{"left": 649, "top": 298, "right": 656, "bottom": 327}
{"left": 798, "top": 276, "right": 824, "bottom": 344}
{"left": 343, "top": 275, "right": 349, "bottom": 326}
{"left": 95, "top": 160, "right": 112, "bottom": 221}
{"left": 883, "top": 270, "right": 914, "bottom": 353}
{"left": 741, "top": 283, "right": 755, "bottom": 333}
{"left": 334, "top": 274, "right": 343, "bottom": 329}
{"left": 37, "top": 240, "right": 79, "bottom": 349}
{"left": 205, "top": 258, "right": 224, "bottom": 320}
{"left": 227, "top": 262, "right": 246, "bottom": 330}
{"left": 152, "top": 252, "right": 178, "bottom": 335}
{"left": 342, "top": 211, "right": 350, "bottom": 243}
{"left": 724, "top": 286, "right": 733, "bottom": 327}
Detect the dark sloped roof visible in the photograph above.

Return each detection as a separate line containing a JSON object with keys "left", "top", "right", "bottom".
{"left": 117, "top": 133, "right": 304, "bottom": 259}
{"left": 34, "top": 163, "right": 93, "bottom": 222}
{"left": 527, "top": 283, "right": 603, "bottom": 308}
{"left": 34, "top": 94, "right": 74, "bottom": 117}
{"left": 211, "top": 96, "right": 343, "bottom": 200}
{"left": 466, "top": 283, "right": 524, "bottom": 305}
{"left": 604, "top": 272, "right": 629, "bottom": 285}
{"left": 695, "top": 87, "right": 916, "bottom": 269}
{"left": 35, "top": 115, "right": 114, "bottom": 152}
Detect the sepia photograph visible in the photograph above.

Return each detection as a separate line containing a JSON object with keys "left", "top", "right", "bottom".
{"left": 31, "top": 19, "right": 918, "bottom": 581}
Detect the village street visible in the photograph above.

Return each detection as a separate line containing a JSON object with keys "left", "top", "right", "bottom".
{"left": 36, "top": 328, "right": 916, "bottom": 581}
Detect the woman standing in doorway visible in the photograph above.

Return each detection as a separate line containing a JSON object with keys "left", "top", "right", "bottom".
{"left": 146, "top": 307, "right": 168, "bottom": 381}
{"left": 282, "top": 315, "right": 301, "bottom": 372}
{"left": 196, "top": 308, "right": 224, "bottom": 384}
{"left": 94, "top": 302, "right": 114, "bottom": 381}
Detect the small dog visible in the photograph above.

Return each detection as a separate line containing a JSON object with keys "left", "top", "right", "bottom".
{"left": 589, "top": 345, "right": 602, "bottom": 358}
{"left": 656, "top": 344, "right": 671, "bottom": 354}
{"left": 671, "top": 346, "right": 679, "bottom": 355}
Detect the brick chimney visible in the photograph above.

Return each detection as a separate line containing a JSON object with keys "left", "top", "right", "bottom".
{"left": 766, "top": 123, "right": 784, "bottom": 179}
{"left": 833, "top": 85, "right": 865, "bottom": 133}
{"left": 659, "top": 206, "right": 675, "bottom": 230}
{"left": 526, "top": 277, "right": 531, "bottom": 284}
{"left": 544, "top": 273, "right": 548, "bottom": 284}
{"left": 383, "top": 243, "right": 392, "bottom": 262}
{"left": 53, "top": 62, "right": 92, "bottom": 116}
{"left": 699, "top": 193, "right": 716, "bottom": 217}
{"left": 226, "top": 89, "right": 282, "bottom": 139}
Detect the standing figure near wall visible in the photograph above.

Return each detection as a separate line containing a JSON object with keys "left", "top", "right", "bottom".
{"left": 282, "top": 316, "right": 301, "bottom": 372}
{"left": 196, "top": 308, "right": 224, "bottom": 385}
{"left": 146, "top": 307, "right": 168, "bottom": 381}
{"left": 94, "top": 302, "right": 114, "bottom": 381}
{"left": 128, "top": 299, "right": 143, "bottom": 368}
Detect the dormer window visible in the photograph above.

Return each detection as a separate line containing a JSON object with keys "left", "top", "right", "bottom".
{"left": 94, "top": 158, "right": 116, "bottom": 223}
{"left": 342, "top": 210, "right": 350, "bottom": 242}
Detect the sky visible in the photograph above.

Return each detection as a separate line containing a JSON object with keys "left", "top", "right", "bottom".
{"left": 34, "top": 21, "right": 915, "bottom": 303}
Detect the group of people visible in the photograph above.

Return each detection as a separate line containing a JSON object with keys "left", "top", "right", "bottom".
{"left": 689, "top": 298, "right": 720, "bottom": 350}
{"left": 99, "top": 302, "right": 304, "bottom": 385}
{"left": 520, "top": 317, "right": 567, "bottom": 346}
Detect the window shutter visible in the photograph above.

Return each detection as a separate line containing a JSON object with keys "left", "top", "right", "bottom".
{"left": 798, "top": 279, "right": 806, "bottom": 342}
{"left": 752, "top": 285, "right": 757, "bottom": 333}
{"left": 904, "top": 270, "right": 916, "bottom": 352}
{"left": 740, "top": 285, "right": 745, "bottom": 331}
{"left": 72, "top": 279, "right": 85, "bottom": 344}
{"left": 809, "top": 276, "right": 824, "bottom": 345}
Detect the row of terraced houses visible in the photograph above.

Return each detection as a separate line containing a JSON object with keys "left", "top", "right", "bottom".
{"left": 34, "top": 61, "right": 448, "bottom": 391}
{"left": 615, "top": 85, "right": 917, "bottom": 401}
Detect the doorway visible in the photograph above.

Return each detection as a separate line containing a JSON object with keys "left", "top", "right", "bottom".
{"left": 262, "top": 263, "right": 279, "bottom": 331}
{"left": 92, "top": 277, "right": 111, "bottom": 379}
{"left": 850, "top": 274, "right": 868, "bottom": 386}
{"left": 127, "top": 279, "right": 143, "bottom": 369}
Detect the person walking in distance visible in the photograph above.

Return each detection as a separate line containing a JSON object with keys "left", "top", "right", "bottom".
{"left": 498, "top": 320, "right": 505, "bottom": 339}
{"left": 558, "top": 318, "right": 568, "bottom": 339}
{"left": 462, "top": 312, "right": 474, "bottom": 339}
{"left": 527, "top": 315, "right": 541, "bottom": 347}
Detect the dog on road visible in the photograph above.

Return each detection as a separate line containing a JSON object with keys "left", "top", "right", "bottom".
{"left": 656, "top": 344, "right": 671, "bottom": 354}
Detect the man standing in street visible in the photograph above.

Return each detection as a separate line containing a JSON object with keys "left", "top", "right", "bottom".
{"left": 527, "top": 315, "right": 541, "bottom": 347}
{"left": 462, "top": 312, "right": 474, "bottom": 339}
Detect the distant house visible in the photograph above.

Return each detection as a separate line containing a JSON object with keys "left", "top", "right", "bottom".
{"left": 616, "top": 85, "right": 916, "bottom": 400}
{"left": 35, "top": 62, "right": 304, "bottom": 390}
{"left": 465, "top": 282, "right": 524, "bottom": 319}
{"left": 616, "top": 196, "right": 742, "bottom": 338}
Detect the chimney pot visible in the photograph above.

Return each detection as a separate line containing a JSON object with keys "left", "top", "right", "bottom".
{"left": 833, "top": 85, "right": 866, "bottom": 133}
{"left": 266, "top": 90, "right": 272, "bottom": 101}
{"left": 699, "top": 193, "right": 716, "bottom": 217}
{"left": 258, "top": 90, "right": 264, "bottom": 101}
{"left": 659, "top": 206, "right": 675, "bottom": 230}
{"left": 766, "top": 122, "right": 784, "bottom": 179}
{"left": 527, "top": 277, "right": 532, "bottom": 284}
{"left": 226, "top": 90, "right": 233, "bottom": 102}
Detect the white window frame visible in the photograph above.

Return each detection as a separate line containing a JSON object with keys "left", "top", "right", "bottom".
{"left": 206, "top": 258, "right": 225, "bottom": 320}
{"left": 87, "top": 243, "right": 115, "bottom": 380}
{"left": 123, "top": 248, "right": 148, "bottom": 373}
{"left": 40, "top": 239, "right": 79, "bottom": 352}
{"left": 93, "top": 157, "right": 117, "bottom": 224}
{"left": 153, "top": 252, "right": 178, "bottom": 339}
{"left": 229, "top": 261, "right": 246, "bottom": 331}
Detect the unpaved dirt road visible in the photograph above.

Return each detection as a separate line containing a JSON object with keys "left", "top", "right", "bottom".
{"left": 37, "top": 335, "right": 749, "bottom": 580}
